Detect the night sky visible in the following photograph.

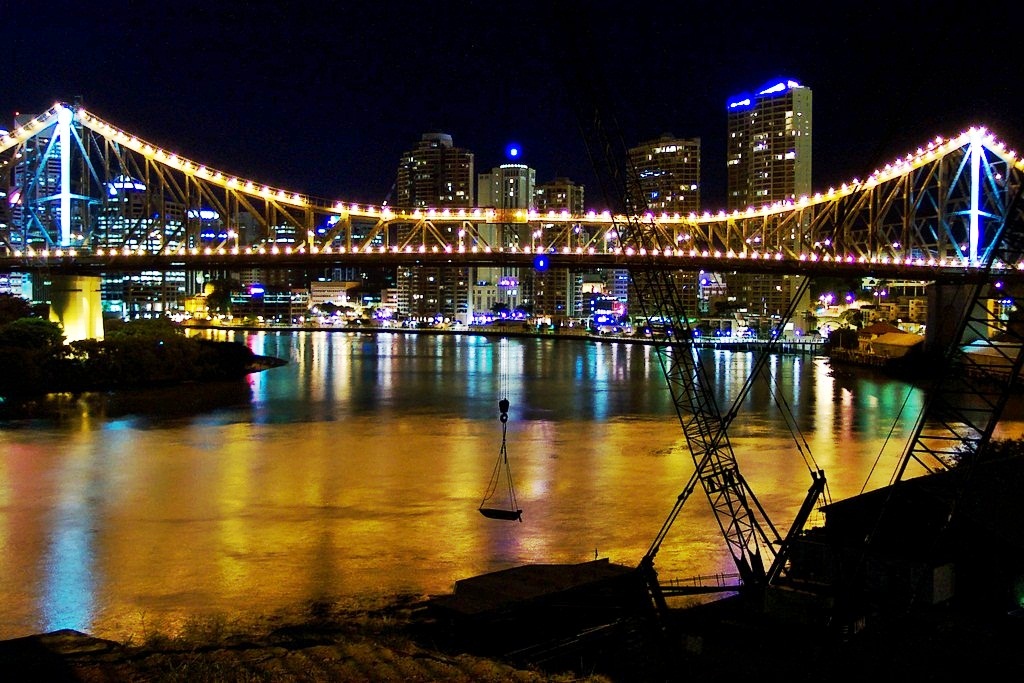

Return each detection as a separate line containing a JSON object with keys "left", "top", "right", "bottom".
{"left": 5, "top": 1, "right": 1022, "bottom": 211}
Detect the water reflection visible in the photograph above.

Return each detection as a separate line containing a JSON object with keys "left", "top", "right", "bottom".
{"left": 0, "top": 330, "right": 1019, "bottom": 642}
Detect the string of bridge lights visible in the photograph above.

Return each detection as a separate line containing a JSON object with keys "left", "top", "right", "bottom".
{"left": 1, "top": 102, "right": 1023, "bottom": 271}
{"left": 8, "top": 242, "right": 1022, "bottom": 276}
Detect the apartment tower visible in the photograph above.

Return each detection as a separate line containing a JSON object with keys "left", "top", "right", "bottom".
{"left": 394, "top": 132, "right": 475, "bottom": 321}
{"left": 723, "top": 79, "right": 813, "bottom": 328}
{"left": 626, "top": 135, "right": 704, "bottom": 319}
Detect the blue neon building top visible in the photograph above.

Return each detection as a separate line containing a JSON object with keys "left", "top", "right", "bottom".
{"left": 726, "top": 79, "right": 804, "bottom": 111}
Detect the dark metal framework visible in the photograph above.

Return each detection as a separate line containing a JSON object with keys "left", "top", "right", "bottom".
{"left": 554, "top": 16, "right": 1024, "bottom": 611}
{"left": 894, "top": 176, "right": 1024, "bottom": 479}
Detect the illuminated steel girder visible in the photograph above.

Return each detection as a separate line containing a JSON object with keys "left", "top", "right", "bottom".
{"left": 894, "top": 162, "right": 1024, "bottom": 479}
{"left": 4, "top": 104, "right": 1023, "bottom": 265}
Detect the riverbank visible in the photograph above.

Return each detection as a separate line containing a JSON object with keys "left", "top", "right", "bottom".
{"left": 0, "top": 595, "right": 607, "bottom": 682}
{"left": 187, "top": 321, "right": 828, "bottom": 355}
{"left": 3, "top": 591, "right": 1020, "bottom": 682}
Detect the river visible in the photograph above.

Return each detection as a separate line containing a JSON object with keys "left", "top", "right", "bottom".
{"left": 1, "top": 329, "right": 1022, "bottom": 641}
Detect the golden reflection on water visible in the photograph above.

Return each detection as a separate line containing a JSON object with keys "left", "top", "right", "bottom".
{"left": 2, "top": 330, "right": 1020, "bottom": 641}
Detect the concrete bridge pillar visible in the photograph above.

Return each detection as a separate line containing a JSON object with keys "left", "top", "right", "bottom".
{"left": 924, "top": 282, "right": 992, "bottom": 356}
{"left": 49, "top": 274, "right": 104, "bottom": 342}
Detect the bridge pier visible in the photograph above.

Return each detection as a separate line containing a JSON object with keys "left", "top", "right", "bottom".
{"left": 925, "top": 282, "right": 997, "bottom": 355}
{"left": 48, "top": 275, "right": 104, "bottom": 342}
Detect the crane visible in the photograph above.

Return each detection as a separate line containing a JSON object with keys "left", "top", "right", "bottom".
{"left": 555, "top": 27, "right": 826, "bottom": 615}
{"left": 555, "top": 11, "right": 1024, "bottom": 623}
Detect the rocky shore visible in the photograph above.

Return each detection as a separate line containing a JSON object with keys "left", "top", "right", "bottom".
{"left": 0, "top": 597, "right": 607, "bottom": 683}
{"left": 3, "top": 591, "right": 1021, "bottom": 682}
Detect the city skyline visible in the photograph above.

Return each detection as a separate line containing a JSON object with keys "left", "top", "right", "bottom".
{"left": 4, "top": 1, "right": 1022, "bottom": 212}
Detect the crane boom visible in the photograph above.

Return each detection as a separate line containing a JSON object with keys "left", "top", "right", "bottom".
{"left": 558, "top": 28, "right": 824, "bottom": 600}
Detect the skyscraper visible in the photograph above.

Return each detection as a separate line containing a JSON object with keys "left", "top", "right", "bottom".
{"left": 533, "top": 177, "right": 586, "bottom": 320}
{"left": 726, "top": 79, "right": 812, "bottom": 211}
{"left": 628, "top": 135, "right": 701, "bottom": 214}
{"left": 394, "top": 132, "right": 475, "bottom": 321}
{"left": 395, "top": 132, "right": 475, "bottom": 208}
{"left": 475, "top": 164, "right": 536, "bottom": 315}
{"left": 722, "top": 79, "right": 813, "bottom": 329}
{"left": 625, "top": 135, "right": 703, "bottom": 322}
{"left": 534, "top": 177, "right": 585, "bottom": 216}
{"left": 477, "top": 163, "right": 536, "bottom": 249}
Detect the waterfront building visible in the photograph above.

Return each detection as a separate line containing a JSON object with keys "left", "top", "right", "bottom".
{"left": 726, "top": 79, "right": 812, "bottom": 211}
{"left": 532, "top": 177, "right": 586, "bottom": 321}
{"left": 309, "top": 280, "right": 360, "bottom": 307}
{"left": 396, "top": 132, "right": 474, "bottom": 208}
{"left": 723, "top": 78, "right": 813, "bottom": 325}
{"left": 477, "top": 163, "right": 537, "bottom": 315}
{"left": 229, "top": 285, "right": 310, "bottom": 323}
{"left": 478, "top": 163, "right": 536, "bottom": 250}
{"left": 628, "top": 135, "right": 701, "bottom": 213}
{"left": 534, "top": 177, "right": 585, "bottom": 215}
{"left": 625, "top": 135, "right": 703, "bottom": 321}
{"left": 0, "top": 272, "right": 29, "bottom": 299}
{"left": 394, "top": 132, "right": 474, "bottom": 321}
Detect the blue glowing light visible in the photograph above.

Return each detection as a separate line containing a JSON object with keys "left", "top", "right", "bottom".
{"left": 533, "top": 254, "right": 549, "bottom": 272}
{"left": 505, "top": 143, "right": 521, "bottom": 160}
{"left": 249, "top": 284, "right": 265, "bottom": 296}
{"left": 727, "top": 79, "right": 802, "bottom": 111}
{"left": 758, "top": 79, "right": 802, "bottom": 96}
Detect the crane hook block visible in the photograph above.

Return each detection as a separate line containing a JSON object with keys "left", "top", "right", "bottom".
{"left": 499, "top": 398, "right": 510, "bottom": 416}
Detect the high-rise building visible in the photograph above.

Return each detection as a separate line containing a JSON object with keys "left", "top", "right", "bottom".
{"left": 625, "top": 135, "right": 704, "bottom": 321}
{"left": 396, "top": 132, "right": 474, "bottom": 208}
{"left": 722, "top": 79, "right": 813, "bottom": 330}
{"left": 628, "top": 135, "right": 701, "bottom": 214}
{"left": 477, "top": 164, "right": 536, "bottom": 249}
{"left": 726, "top": 79, "right": 812, "bottom": 211}
{"left": 394, "top": 132, "right": 475, "bottom": 321}
{"left": 534, "top": 177, "right": 585, "bottom": 216}
{"left": 532, "top": 177, "right": 585, "bottom": 320}
{"left": 475, "top": 164, "right": 537, "bottom": 315}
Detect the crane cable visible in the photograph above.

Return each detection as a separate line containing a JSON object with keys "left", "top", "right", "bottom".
{"left": 861, "top": 383, "right": 918, "bottom": 495}
{"left": 478, "top": 335, "right": 522, "bottom": 521}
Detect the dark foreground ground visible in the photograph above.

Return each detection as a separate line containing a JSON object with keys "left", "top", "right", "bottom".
{"left": 0, "top": 595, "right": 603, "bottom": 683}
{"left": 1, "top": 592, "right": 1022, "bottom": 683}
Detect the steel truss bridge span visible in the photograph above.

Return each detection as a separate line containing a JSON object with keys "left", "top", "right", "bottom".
{"left": 2, "top": 103, "right": 1022, "bottom": 270}
{"left": 4, "top": 248, "right": 1024, "bottom": 286}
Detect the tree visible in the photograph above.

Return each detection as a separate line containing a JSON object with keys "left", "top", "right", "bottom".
{"left": 205, "top": 278, "right": 241, "bottom": 314}
{"left": 0, "top": 317, "right": 65, "bottom": 350}
{"left": 0, "top": 318, "right": 66, "bottom": 398}
{"left": 316, "top": 302, "right": 340, "bottom": 317}
{"left": 105, "top": 317, "right": 182, "bottom": 339}
{"left": 839, "top": 308, "right": 864, "bottom": 329}
{"left": 0, "top": 293, "right": 35, "bottom": 325}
